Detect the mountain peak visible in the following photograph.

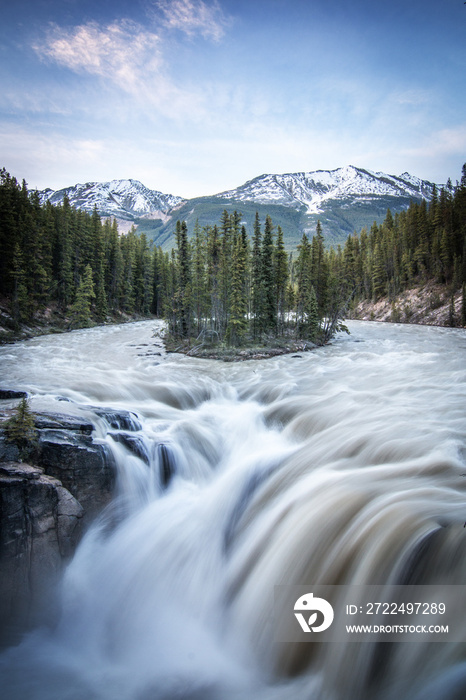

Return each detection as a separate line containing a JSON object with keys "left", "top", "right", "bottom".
{"left": 37, "top": 166, "right": 441, "bottom": 248}
{"left": 38, "top": 179, "right": 186, "bottom": 221}
{"left": 215, "top": 166, "right": 438, "bottom": 215}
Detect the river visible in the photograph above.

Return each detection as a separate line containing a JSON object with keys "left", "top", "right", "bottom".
{"left": 0, "top": 320, "right": 465, "bottom": 700}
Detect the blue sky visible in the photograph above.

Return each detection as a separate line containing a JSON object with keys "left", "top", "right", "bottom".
{"left": 1, "top": 0, "right": 465, "bottom": 197}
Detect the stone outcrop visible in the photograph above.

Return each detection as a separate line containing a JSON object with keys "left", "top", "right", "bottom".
{"left": 0, "top": 402, "right": 148, "bottom": 645}
{"left": 0, "top": 462, "right": 83, "bottom": 645}
{"left": 0, "top": 389, "right": 28, "bottom": 400}
{"left": 0, "top": 407, "right": 118, "bottom": 646}
{"left": 36, "top": 429, "right": 115, "bottom": 524}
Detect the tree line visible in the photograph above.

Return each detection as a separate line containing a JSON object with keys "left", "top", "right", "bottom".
{"left": 331, "top": 164, "right": 466, "bottom": 324}
{"left": 2, "top": 163, "right": 464, "bottom": 344}
{"left": 0, "top": 168, "right": 347, "bottom": 344}
{"left": 0, "top": 168, "right": 155, "bottom": 330}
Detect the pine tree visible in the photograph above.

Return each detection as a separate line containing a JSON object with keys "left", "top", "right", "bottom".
{"left": 174, "top": 220, "right": 192, "bottom": 338}
{"left": 260, "top": 215, "right": 276, "bottom": 334}
{"left": 206, "top": 225, "right": 221, "bottom": 337}
{"left": 274, "top": 225, "right": 288, "bottom": 335}
{"left": 4, "top": 397, "right": 37, "bottom": 460}
{"left": 226, "top": 228, "right": 248, "bottom": 345}
{"left": 191, "top": 220, "right": 208, "bottom": 335}
{"left": 296, "top": 232, "right": 312, "bottom": 338}
{"left": 311, "top": 220, "right": 328, "bottom": 314}
{"left": 371, "top": 243, "right": 386, "bottom": 300}
{"left": 11, "top": 242, "right": 29, "bottom": 325}
{"left": 305, "top": 285, "right": 320, "bottom": 340}
{"left": 133, "top": 233, "right": 153, "bottom": 314}
{"left": 69, "top": 264, "right": 95, "bottom": 328}
{"left": 105, "top": 219, "right": 123, "bottom": 311}
{"left": 120, "top": 228, "right": 136, "bottom": 313}
{"left": 251, "top": 212, "right": 263, "bottom": 340}
{"left": 55, "top": 195, "right": 74, "bottom": 308}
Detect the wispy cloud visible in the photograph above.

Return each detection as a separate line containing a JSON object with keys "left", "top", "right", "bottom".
{"left": 32, "top": 19, "right": 207, "bottom": 118}
{"left": 155, "top": 0, "right": 229, "bottom": 42}
{"left": 403, "top": 124, "right": 466, "bottom": 158}
{"left": 33, "top": 20, "right": 162, "bottom": 92}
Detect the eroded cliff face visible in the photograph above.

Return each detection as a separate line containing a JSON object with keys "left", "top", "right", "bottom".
{"left": 0, "top": 409, "right": 117, "bottom": 646}
{"left": 0, "top": 462, "right": 83, "bottom": 644}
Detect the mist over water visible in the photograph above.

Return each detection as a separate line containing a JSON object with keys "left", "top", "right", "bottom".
{"left": 0, "top": 320, "right": 465, "bottom": 700}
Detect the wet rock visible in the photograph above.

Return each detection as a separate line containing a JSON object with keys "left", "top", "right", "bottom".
{"left": 0, "top": 434, "right": 20, "bottom": 462}
{"left": 92, "top": 407, "right": 142, "bottom": 431}
{"left": 0, "top": 389, "right": 28, "bottom": 400}
{"left": 36, "top": 430, "right": 115, "bottom": 524}
{"left": 110, "top": 432, "right": 150, "bottom": 464}
{"left": 157, "top": 443, "right": 176, "bottom": 488}
{"left": 56, "top": 485, "right": 84, "bottom": 557}
{"left": 0, "top": 408, "right": 116, "bottom": 645}
{"left": 0, "top": 462, "right": 83, "bottom": 646}
{"left": 33, "top": 412, "right": 94, "bottom": 435}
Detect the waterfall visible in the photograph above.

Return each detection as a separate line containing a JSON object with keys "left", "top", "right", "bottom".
{"left": 0, "top": 320, "right": 465, "bottom": 699}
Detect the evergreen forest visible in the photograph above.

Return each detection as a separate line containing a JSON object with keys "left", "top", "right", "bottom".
{"left": 0, "top": 165, "right": 465, "bottom": 347}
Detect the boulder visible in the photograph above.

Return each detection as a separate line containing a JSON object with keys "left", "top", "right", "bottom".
{"left": 0, "top": 389, "right": 28, "bottom": 400}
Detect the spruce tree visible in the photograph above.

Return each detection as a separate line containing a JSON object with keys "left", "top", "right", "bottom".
{"left": 251, "top": 212, "right": 263, "bottom": 340}
{"left": 174, "top": 220, "right": 192, "bottom": 338}
{"left": 11, "top": 243, "right": 29, "bottom": 325}
{"left": 226, "top": 228, "right": 248, "bottom": 345}
{"left": 261, "top": 214, "right": 276, "bottom": 334}
{"left": 311, "top": 220, "right": 328, "bottom": 314}
{"left": 69, "top": 264, "right": 95, "bottom": 328}
{"left": 274, "top": 225, "right": 288, "bottom": 335}
{"left": 4, "top": 397, "right": 37, "bottom": 460}
{"left": 296, "top": 232, "right": 312, "bottom": 338}
{"left": 192, "top": 220, "right": 208, "bottom": 335}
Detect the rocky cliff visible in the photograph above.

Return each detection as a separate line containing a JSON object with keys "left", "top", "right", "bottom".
{"left": 0, "top": 407, "right": 117, "bottom": 646}
{"left": 0, "top": 462, "right": 83, "bottom": 644}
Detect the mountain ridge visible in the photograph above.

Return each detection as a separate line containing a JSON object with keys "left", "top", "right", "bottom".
{"left": 214, "top": 165, "right": 436, "bottom": 214}
{"left": 37, "top": 166, "right": 440, "bottom": 248}
{"left": 38, "top": 178, "right": 185, "bottom": 222}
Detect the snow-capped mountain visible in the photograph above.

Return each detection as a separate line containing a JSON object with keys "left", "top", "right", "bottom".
{"left": 215, "top": 166, "right": 436, "bottom": 215}
{"left": 37, "top": 166, "right": 440, "bottom": 248}
{"left": 38, "top": 179, "right": 185, "bottom": 221}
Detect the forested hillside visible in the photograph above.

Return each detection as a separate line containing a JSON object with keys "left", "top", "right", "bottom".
{"left": 333, "top": 165, "right": 466, "bottom": 325}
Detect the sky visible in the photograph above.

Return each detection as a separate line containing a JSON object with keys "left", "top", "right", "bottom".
{"left": 0, "top": 0, "right": 465, "bottom": 197}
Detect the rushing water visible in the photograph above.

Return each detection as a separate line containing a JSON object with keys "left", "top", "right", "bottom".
{"left": 0, "top": 320, "right": 466, "bottom": 700}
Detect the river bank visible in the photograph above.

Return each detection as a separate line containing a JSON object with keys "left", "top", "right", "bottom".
{"left": 0, "top": 301, "right": 157, "bottom": 345}
{"left": 350, "top": 280, "right": 464, "bottom": 327}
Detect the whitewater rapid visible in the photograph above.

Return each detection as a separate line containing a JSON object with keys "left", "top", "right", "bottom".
{"left": 0, "top": 320, "right": 465, "bottom": 700}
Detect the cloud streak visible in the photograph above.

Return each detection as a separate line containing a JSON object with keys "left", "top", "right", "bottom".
{"left": 33, "top": 20, "right": 162, "bottom": 91}
{"left": 32, "top": 19, "right": 207, "bottom": 118}
{"left": 155, "top": 0, "right": 229, "bottom": 41}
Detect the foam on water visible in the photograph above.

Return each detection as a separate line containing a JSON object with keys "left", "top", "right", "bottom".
{"left": 0, "top": 320, "right": 465, "bottom": 699}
